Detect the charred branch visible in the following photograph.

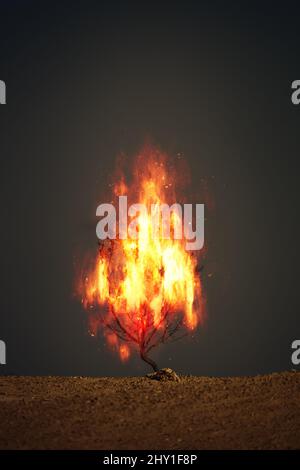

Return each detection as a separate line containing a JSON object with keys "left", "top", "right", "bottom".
{"left": 140, "top": 347, "right": 158, "bottom": 372}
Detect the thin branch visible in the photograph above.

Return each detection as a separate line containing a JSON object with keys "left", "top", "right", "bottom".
{"left": 146, "top": 316, "right": 185, "bottom": 353}
{"left": 105, "top": 323, "right": 132, "bottom": 343}
{"left": 110, "top": 306, "right": 139, "bottom": 343}
{"left": 168, "top": 331, "right": 189, "bottom": 343}
{"left": 145, "top": 307, "right": 169, "bottom": 347}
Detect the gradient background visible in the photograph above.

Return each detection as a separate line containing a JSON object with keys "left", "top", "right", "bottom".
{"left": 0, "top": 1, "right": 299, "bottom": 376}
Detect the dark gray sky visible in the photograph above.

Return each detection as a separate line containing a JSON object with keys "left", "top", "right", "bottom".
{"left": 0, "top": 1, "right": 299, "bottom": 376}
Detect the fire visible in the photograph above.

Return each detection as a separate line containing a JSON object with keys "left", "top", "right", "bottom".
{"left": 79, "top": 146, "right": 205, "bottom": 368}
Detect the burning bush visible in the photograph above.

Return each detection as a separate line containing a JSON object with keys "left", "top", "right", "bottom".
{"left": 78, "top": 146, "right": 205, "bottom": 371}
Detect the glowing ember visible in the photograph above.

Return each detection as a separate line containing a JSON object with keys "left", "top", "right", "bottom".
{"left": 78, "top": 145, "right": 205, "bottom": 371}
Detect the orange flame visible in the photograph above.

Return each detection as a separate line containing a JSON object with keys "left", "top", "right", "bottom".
{"left": 80, "top": 146, "right": 205, "bottom": 362}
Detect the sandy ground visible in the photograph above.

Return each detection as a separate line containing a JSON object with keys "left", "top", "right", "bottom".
{"left": 0, "top": 372, "right": 299, "bottom": 450}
